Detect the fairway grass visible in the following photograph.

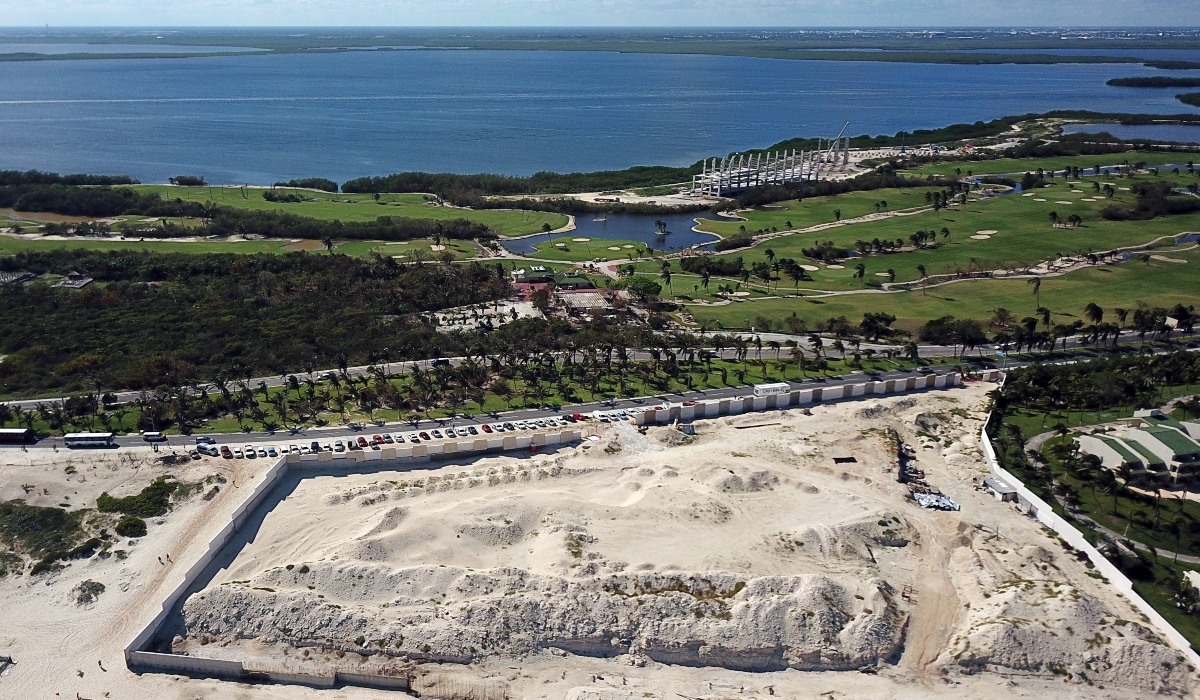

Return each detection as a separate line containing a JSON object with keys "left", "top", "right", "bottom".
{"left": 687, "top": 245, "right": 1200, "bottom": 334}
{"left": 658, "top": 169, "right": 1200, "bottom": 296}
{"left": 128, "top": 185, "right": 568, "bottom": 236}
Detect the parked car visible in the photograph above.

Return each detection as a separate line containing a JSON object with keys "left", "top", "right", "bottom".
{"left": 383, "top": 433, "right": 395, "bottom": 444}
{"left": 481, "top": 424, "right": 493, "bottom": 433}
{"left": 268, "top": 446, "right": 278, "bottom": 457}
{"left": 503, "top": 422, "right": 515, "bottom": 431}
{"left": 445, "top": 428, "right": 458, "bottom": 438}
{"left": 419, "top": 432, "right": 431, "bottom": 441}
{"left": 244, "top": 444, "right": 256, "bottom": 458}
{"left": 289, "top": 444, "right": 300, "bottom": 454}
{"left": 233, "top": 448, "right": 243, "bottom": 459}
{"left": 220, "top": 446, "right": 233, "bottom": 458}
{"left": 311, "top": 441, "right": 321, "bottom": 452}
{"left": 682, "top": 401, "right": 698, "bottom": 407}
{"left": 257, "top": 447, "right": 267, "bottom": 458}
{"left": 431, "top": 429, "right": 444, "bottom": 439}
{"left": 333, "top": 440, "right": 344, "bottom": 453}
{"left": 189, "top": 450, "right": 201, "bottom": 460}
{"left": 467, "top": 426, "right": 478, "bottom": 435}
{"left": 356, "top": 436, "right": 368, "bottom": 448}
{"left": 372, "top": 435, "right": 383, "bottom": 445}
{"left": 322, "top": 443, "right": 332, "bottom": 452}
{"left": 393, "top": 434, "right": 405, "bottom": 443}
{"left": 408, "top": 433, "right": 421, "bottom": 443}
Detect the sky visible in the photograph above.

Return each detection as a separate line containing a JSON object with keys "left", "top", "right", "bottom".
{"left": 2, "top": 0, "right": 1199, "bottom": 28}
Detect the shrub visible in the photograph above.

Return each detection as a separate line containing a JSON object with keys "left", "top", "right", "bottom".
{"left": 97, "top": 477, "right": 178, "bottom": 517}
{"left": 714, "top": 233, "right": 754, "bottom": 252}
{"left": 115, "top": 515, "right": 147, "bottom": 538}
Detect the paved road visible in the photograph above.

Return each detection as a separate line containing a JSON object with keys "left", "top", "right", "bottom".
{"left": 13, "top": 365, "right": 961, "bottom": 450}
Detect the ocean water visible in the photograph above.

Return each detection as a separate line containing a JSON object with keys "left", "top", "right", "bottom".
{"left": 0, "top": 50, "right": 1194, "bottom": 184}
{"left": 0, "top": 43, "right": 266, "bottom": 54}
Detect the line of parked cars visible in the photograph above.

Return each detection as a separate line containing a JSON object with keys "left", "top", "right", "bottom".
{"left": 194, "top": 415, "right": 580, "bottom": 459}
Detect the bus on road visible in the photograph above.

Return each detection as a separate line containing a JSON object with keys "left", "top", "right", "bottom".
{"left": 64, "top": 432, "right": 116, "bottom": 449}
{"left": 752, "top": 382, "right": 791, "bottom": 398}
{"left": 0, "top": 428, "right": 34, "bottom": 444}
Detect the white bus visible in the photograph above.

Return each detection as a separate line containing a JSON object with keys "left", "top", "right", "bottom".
{"left": 64, "top": 432, "right": 116, "bottom": 449}
{"left": 752, "top": 382, "right": 791, "bottom": 398}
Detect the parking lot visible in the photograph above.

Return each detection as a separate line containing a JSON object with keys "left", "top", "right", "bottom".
{"left": 192, "top": 415, "right": 585, "bottom": 459}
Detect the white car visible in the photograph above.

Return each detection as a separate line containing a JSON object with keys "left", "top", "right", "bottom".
{"left": 323, "top": 442, "right": 332, "bottom": 452}
{"left": 393, "top": 433, "right": 405, "bottom": 443}
{"left": 233, "top": 448, "right": 243, "bottom": 459}
{"left": 334, "top": 440, "right": 345, "bottom": 452}
{"left": 408, "top": 433, "right": 421, "bottom": 443}
{"left": 257, "top": 447, "right": 267, "bottom": 457}
{"left": 289, "top": 444, "right": 300, "bottom": 455}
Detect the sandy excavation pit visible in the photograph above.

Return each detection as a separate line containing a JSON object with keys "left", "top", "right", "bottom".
{"left": 155, "top": 384, "right": 1199, "bottom": 699}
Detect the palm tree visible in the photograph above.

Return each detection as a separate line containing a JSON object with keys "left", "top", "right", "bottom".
{"left": 1048, "top": 211, "right": 1059, "bottom": 226}
{"left": 916, "top": 264, "right": 927, "bottom": 295}
{"left": 1028, "top": 276, "right": 1042, "bottom": 307}
{"left": 1037, "top": 306, "right": 1052, "bottom": 331}
{"left": 765, "top": 248, "right": 775, "bottom": 263}
{"left": 1084, "top": 302, "right": 1104, "bottom": 325}
{"left": 322, "top": 236, "right": 334, "bottom": 253}
{"left": 854, "top": 262, "right": 866, "bottom": 280}
{"left": 886, "top": 268, "right": 896, "bottom": 283}
{"left": 833, "top": 209, "right": 841, "bottom": 222}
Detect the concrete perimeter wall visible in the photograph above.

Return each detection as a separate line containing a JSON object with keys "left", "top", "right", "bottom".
{"left": 979, "top": 407, "right": 1200, "bottom": 665}
{"left": 636, "top": 372, "right": 981, "bottom": 426}
{"left": 124, "top": 429, "right": 582, "bottom": 689}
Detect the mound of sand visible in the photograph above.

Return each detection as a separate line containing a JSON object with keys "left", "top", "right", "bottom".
{"left": 182, "top": 567, "right": 905, "bottom": 671}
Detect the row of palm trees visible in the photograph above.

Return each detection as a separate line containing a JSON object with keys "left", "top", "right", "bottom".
{"left": 3, "top": 323, "right": 929, "bottom": 436}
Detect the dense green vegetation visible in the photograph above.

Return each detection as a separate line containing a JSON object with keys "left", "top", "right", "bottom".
{"left": 0, "top": 169, "right": 137, "bottom": 187}
{"left": 342, "top": 166, "right": 701, "bottom": 206}
{"left": 1179, "top": 93, "right": 1200, "bottom": 109}
{"left": 274, "top": 177, "right": 338, "bottom": 192}
{"left": 0, "top": 249, "right": 511, "bottom": 397}
{"left": 1107, "top": 77, "right": 1200, "bottom": 88}
{"left": 97, "top": 477, "right": 179, "bottom": 517}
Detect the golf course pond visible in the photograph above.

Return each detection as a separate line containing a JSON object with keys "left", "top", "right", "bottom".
{"left": 501, "top": 210, "right": 734, "bottom": 255}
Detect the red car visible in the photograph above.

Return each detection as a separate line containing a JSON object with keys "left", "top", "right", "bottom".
{"left": 220, "top": 445, "right": 232, "bottom": 458}
{"left": 682, "top": 401, "right": 698, "bottom": 407}
{"left": 357, "top": 436, "right": 368, "bottom": 448}
{"left": 481, "top": 424, "right": 493, "bottom": 433}
{"left": 372, "top": 434, "right": 384, "bottom": 444}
